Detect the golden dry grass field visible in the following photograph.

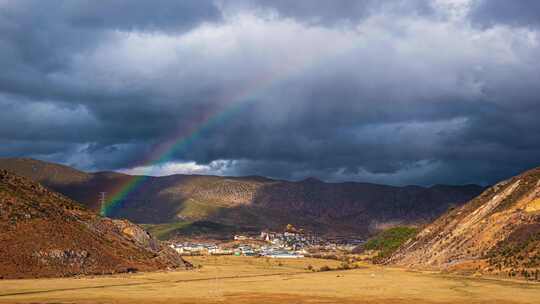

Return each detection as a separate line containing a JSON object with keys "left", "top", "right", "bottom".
{"left": 0, "top": 256, "right": 538, "bottom": 304}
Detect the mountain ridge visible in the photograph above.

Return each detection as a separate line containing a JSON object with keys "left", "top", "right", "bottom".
{"left": 0, "top": 157, "right": 481, "bottom": 189}
{"left": 0, "top": 157, "right": 485, "bottom": 238}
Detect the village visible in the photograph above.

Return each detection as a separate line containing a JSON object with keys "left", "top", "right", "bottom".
{"left": 169, "top": 226, "right": 364, "bottom": 258}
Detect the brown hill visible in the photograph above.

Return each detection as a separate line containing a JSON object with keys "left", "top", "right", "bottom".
{"left": 388, "top": 166, "right": 540, "bottom": 279}
{"left": 0, "top": 158, "right": 484, "bottom": 238}
{"left": 0, "top": 169, "right": 189, "bottom": 279}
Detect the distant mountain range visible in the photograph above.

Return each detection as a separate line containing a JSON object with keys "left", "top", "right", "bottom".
{"left": 0, "top": 158, "right": 484, "bottom": 238}
{"left": 0, "top": 169, "right": 189, "bottom": 279}
{"left": 389, "top": 166, "right": 540, "bottom": 278}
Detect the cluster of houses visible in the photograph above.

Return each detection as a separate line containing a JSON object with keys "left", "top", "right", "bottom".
{"left": 169, "top": 243, "right": 233, "bottom": 255}
{"left": 169, "top": 240, "right": 306, "bottom": 258}
{"left": 169, "top": 230, "right": 364, "bottom": 258}
{"left": 259, "top": 231, "right": 321, "bottom": 250}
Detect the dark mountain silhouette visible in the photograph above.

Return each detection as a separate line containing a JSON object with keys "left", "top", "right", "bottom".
{"left": 0, "top": 158, "right": 484, "bottom": 238}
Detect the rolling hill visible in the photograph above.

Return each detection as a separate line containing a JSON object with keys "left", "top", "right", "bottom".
{"left": 0, "top": 169, "right": 189, "bottom": 279}
{"left": 0, "top": 158, "right": 484, "bottom": 238}
{"left": 388, "top": 166, "right": 540, "bottom": 279}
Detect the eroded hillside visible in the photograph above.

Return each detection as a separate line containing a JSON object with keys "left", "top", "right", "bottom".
{"left": 388, "top": 167, "right": 540, "bottom": 279}
{"left": 0, "top": 170, "right": 189, "bottom": 279}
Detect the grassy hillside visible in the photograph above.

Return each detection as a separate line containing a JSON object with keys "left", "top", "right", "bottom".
{"left": 143, "top": 221, "right": 242, "bottom": 240}
{"left": 363, "top": 226, "right": 419, "bottom": 261}
{"left": 1, "top": 256, "right": 539, "bottom": 304}
{"left": 0, "top": 158, "right": 91, "bottom": 185}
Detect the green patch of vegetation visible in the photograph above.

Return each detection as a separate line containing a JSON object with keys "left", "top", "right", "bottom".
{"left": 176, "top": 199, "right": 225, "bottom": 220}
{"left": 364, "top": 226, "right": 419, "bottom": 261}
{"left": 143, "top": 220, "right": 238, "bottom": 240}
{"left": 180, "top": 220, "right": 237, "bottom": 235}
{"left": 142, "top": 221, "right": 192, "bottom": 240}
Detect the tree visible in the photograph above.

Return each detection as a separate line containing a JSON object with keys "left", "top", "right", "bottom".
{"left": 286, "top": 224, "right": 296, "bottom": 233}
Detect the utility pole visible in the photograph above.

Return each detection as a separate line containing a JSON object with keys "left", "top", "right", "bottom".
{"left": 99, "top": 192, "right": 107, "bottom": 216}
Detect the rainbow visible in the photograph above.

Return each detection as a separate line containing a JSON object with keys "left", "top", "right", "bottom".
{"left": 100, "top": 71, "right": 281, "bottom": 216}
{"left": 100, "top": 45, "right": 356, "bottom": 217}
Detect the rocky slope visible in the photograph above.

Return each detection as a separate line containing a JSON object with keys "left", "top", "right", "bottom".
{"left": 0, "top": 170, "right": 189, "bottom": 279}
{"left": 388, "top": 166, "right": 540, "bottom": 279}
{"left": 0, "top": 158, "right": 484, "bottom": 237}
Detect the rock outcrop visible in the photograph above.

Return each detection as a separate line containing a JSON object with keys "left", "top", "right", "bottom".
{"left": 388, "top": 166, "right": 540, "bottom": 279}
{"left": 0, "top": 170, "right": 190, "bottom": 279}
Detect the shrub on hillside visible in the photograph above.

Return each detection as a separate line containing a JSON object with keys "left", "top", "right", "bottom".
{"left": 319, "top": 265, "right": 331, "bottom": 272}
{"left": 363, "top": 226, "right": 418, "bottom": 262}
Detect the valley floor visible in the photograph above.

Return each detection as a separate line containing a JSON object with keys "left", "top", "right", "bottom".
{"left": 0, "top": 256, "right": 538, "bottom": 304}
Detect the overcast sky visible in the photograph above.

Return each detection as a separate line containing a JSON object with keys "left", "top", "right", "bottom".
{"left": 1, "top": 0, "right": 539, "bottom": 186}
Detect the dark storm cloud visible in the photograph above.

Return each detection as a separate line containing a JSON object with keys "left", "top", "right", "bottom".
{"left": 0, "top": 0, "right": 222, "bottom": 33}
{"left": 0, "top": 1, "right": 223, "bottom": 137}
{"left": 12, "top": 6, "right": 216, "bottom": 97}
{"left": 470, "top": 0, "right": 540, "bottom": 28}
{"left": 0, "top": 0, "right": 222, "bottom": 98}
{"left": 1, "top": 0, "right": 540, "bottom": 186}
{"left": 64, "top": 0, "right": 222, "bottom": 31}
{"left": 225, "top": 0, "right": 434, "bottom": 25}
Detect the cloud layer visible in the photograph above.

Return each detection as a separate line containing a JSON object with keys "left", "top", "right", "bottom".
{"left": 1, "top": 0, "right": 539, "bottom": 185}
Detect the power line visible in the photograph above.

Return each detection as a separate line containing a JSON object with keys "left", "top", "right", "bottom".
{"left": 99, "top": 192, "right": 107, "bottom": 215}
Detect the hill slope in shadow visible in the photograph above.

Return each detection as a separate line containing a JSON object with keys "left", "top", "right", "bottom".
{"left": 0, "top": 158, "right": 484, "bottom": 238}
